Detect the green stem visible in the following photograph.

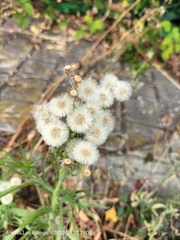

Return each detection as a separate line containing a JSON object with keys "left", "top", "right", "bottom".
{"left": 51, "top": 167, "right": 68, "bottom": 212}
{"left": 35, "top": 177, "right": 53, "bottom": 194}
{"left": 57, "top": 201, "right": 63, "bottom": 240}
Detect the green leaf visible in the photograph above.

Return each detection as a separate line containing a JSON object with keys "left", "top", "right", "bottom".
{"left": 95, "top": 0, "right": 106, "bottom": 9}
{"left": 172, "top": 27, "right": 180, "bottom": 41}
{"left": 161, "top": 50, "right": 170, "bottom": 61}
{"left": 13, "top": 0, "right": 28, "bottom": 5}
{"left": 0, "top": 181, "right": 37, "bottom": 198}
{"left": 70, "top": 217, "right": 79, "bottom": 239}
{"left": 162, "top": 208, "right": 178, "bottom": 216}
{"left": 134, "top": 0, "right": 148, "bottom": 13}
{"left": 13, "top": 12, "right": 23, "bottom": 21}
{"left": 160, "top": 37, "right": 172, "bottom": 50}
{"left": 3, "top": 207, "right": 51, "bottom": 240}
{"left": 89, "top": 20, "right": 103, "bottom": 33}
{"left": 19, "top": 17, "right": 29, "bottom": 29}
{"left": 152, "top": 203, "right": 166, "bottom": 210}
{"left": 48, "top": 11, "right": 57, "bottom": 20}
{"left": 161, "top": 21, "right": 171, "bottom": 32}
{"left": 162, "top": 11, "right": 179, "bottom": 21}
{"left": 75, "top": 29, "right": 87, "bottom": 40}
{"left": 58, "top": 21, "right": 68, "bottom": 29}
{"left": 84, "top": 15, "right": 93, "bottom": 25}
{"left": 151, "top": 0, "right": 159, "bottom": 6}
{"left": 66, "top": 233, "right": 78, "bottom": 240}
{"left": 10, "top": 208, "right": 30, "bottom": 218}
{"left": 175, "top": 44, "right": 180, "bottom": 52}
{"left": 22, "top": 2, "right": 33, "bottom": 16}
{"left": 117, "top": 206, "right": 124, "bottom": 216}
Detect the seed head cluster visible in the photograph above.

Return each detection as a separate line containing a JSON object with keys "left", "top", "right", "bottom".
{"left": 32, "top": 67, "right": 132, "bottom": 166}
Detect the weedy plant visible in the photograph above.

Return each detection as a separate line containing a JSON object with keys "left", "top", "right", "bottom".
{"left": 0, "top": 65, "right": 132, "bottom": 239}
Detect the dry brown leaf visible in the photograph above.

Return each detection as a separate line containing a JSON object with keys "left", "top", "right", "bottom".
{"left": 94, "top": 231, "right": 101, "bottom": 240}
{"left": 89, "top": 207, "right": 101, "bottom": 223}
{"left": 33, "top": 44, "right": 40, "bottom": 51}
{"left": 76, "top": 209, "right": 90, "bottom": 222}
{"left": 26, "top": 206, "right": 35, "bottom": 212}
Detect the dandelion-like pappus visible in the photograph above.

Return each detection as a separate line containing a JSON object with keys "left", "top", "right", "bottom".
{"left": 32, "top": 65, "right": 132, "bottom": 175}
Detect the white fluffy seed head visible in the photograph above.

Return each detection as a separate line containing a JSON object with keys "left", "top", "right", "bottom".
{"left": 96, "top": 110, "right": 115, "bottom": 134}
{"left": 78, "top": 77, "right": 99, "bottom": 102}
{"left": 66, "top": 138, "right": 81, "bottom": 159}
{"left": 66, "top": 106, "right": 92, "bottom": 133}
{"left": 31, "top": 102, "right": 49, "bottom": 120}
{"left": 10, "top": 177, "right": 22, "bottom": 187}
{"left": 96, "top": 87, "right": 114, "bottom": 108}
{"left": 72, "top": 140, "right": 99, "bottom": 165}
{"left": 85, "top": 123, "right": 108, "bottom": 146}
{"left": 41, "top": 121, "right": 69, "bottom": 147}
{"left": 84, "top": 103, "right": 101, "bottom": 120}
{"left": 113, "top": 81, "right": 132, "bottom": 102}
{"left": 48, "top": 93, "right": 73, "bottom": 117}
{"left": 100, "top": 73, "right": 119, "bottom": 90}
{"left": 0, "top": 181, "right": 11, "bottom": 192}
{"left": 0, "top": 193, "right": 13, "bottom": 205}
{"left": 35, "top": 114, "right": 57, "bottom": 134}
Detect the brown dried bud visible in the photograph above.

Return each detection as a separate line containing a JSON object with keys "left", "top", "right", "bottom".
{"left": 83, "top": 169, "right": 91, "bottom": 177}
{"left": 64, "top": 65, "right": 71, "bottom": 71}
{"left": 74, "top": 75, "right": 82, "bottom": 83}
{"left": 70, "top": 89, "right": 77, "bottom": 97}
{"left": 64, "top": 158, "right": 72, "bottom": 166}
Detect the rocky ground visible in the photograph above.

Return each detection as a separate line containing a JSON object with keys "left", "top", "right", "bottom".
{"left": 0, "top": 17, "right": 180, "bottom": 239}
{"left": 0, "top": 18, "right": 180, "bottom": 197}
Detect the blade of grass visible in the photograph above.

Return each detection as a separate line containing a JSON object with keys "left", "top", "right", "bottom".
{"left": 4, "top": 206, "right": 51, "bottom": 240}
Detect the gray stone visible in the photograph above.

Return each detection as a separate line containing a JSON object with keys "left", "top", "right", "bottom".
{"left": 156, "top": 84, "right": 180, "bottom": 105}
{"left": 0, "top": 32, "right": 13, "bottom": 46}
{"left": 97, "top": 152, "right": 178, "bottom": 197}
{"left": 160, "top": 103, "right": 180, "bottom": 126}
{"left": 139, "top": 71, "right": 152, "bottom": 84}
{"left": 63, "top": 40, "right": 93, "bottom": 64}
{"left": 0, "top": 99, "right": 32, "bottom": 133}
{"left": 18, "top": 60, "right": 56, "bottom": 80}
{"left": 169, "top": 132, "right": 180, "bottom": 155}
{"left": 10, "top": 33, "right": 31, "bottom": 46}
{"left": 31, "top": 45, "right": 62, "bottom": 64}
{"left": 1, "top": 19, "right": 21, "bottom": 31}
{"left": 125, "top": 99, "right": 161, "bottom": 127}
{"left": 2, "top": 43, "right": 32, "bottom": 59}
{"left": 0, "top": 73, "right": 9, "bottom": 86}
{"left": 1, "top": 79, "right": 47, "bottom": 102}
{"left": 132, "top": 82, "right": 156, "bottom": 103}
{"left": 126, "top": 123, "right": 166, "bottom": 156}
{"left": 0, "top": 54, "right": 22, "bottom": 73}
{"left": 151, "top": 67, "right": 177, "bottom": 88}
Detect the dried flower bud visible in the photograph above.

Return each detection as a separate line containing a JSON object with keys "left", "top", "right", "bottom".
{"left": 74, "top": 75, "right": 82, "bottom": 83}
{"left": 64, "top": 65, "right": 71, "bottom": 71}
{"left": 83, "top": 169, "right": 91, "bottom": 177}
{"left": 70, "top": 89, "right": 77, "bottom": 97}
{"left": 64, "top": 158, "right": 72, "bottom": 166}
